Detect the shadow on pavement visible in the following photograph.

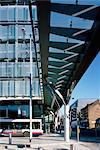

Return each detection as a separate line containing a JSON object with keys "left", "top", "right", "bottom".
{"left": 57, "top": 149, "right": 69, "bottom": 150}
{"left": 71, "top": 136, "right": 100, "bottom": 143}
{"left": 33, "top": 137, "right": 64, "bottom": 142}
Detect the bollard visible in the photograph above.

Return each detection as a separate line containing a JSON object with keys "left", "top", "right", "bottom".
{"left": 70, "top": 144, "right": 74, "bottom": 150}
{"left": 5, "top": 146, "right": 8, "bottom": 149}
{"left": 38, "top": 147, "right": 43, "bottom": 150}
{"left": 17, "top": 144, "right": 25, "bottom": 148}
{"left": 9, "top": 133, "right": 12, "bottom": 144}
{"left": 26, "top": 144, "right": 30, "bottom": 148}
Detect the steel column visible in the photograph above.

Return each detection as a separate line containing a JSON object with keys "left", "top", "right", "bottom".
{"left": 64, "top": 104, "right": 69, "bottom": 142}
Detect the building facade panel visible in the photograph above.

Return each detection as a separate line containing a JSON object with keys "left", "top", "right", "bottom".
{"left": 0, "top": 3, "right": 43, "bottom": 134}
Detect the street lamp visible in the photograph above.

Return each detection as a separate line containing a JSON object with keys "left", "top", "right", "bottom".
{"left": 21, "top": 28, "right": 33, "bottom": 142}
{"left": 29, "top": 34, "right": 33, "bottom": 142}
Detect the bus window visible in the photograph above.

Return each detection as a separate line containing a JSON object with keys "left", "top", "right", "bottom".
{"left": 32, "top": 122, "right": 40, "bottom": 129}
{"left": 0, "top": 119, "right": 43, "bottom": 137}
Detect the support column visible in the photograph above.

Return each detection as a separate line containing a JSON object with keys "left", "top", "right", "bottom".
{"left": 43, "top": 114, "right": 46, "bottom": 133}
{"left": 54, "top": 113, "right": 58, "bottom": 133}
{"left": 48, "top": 115, "right": 50, "bottom": 133}
{"left": 64, "top": 104, "right": 69, "bottom": 142}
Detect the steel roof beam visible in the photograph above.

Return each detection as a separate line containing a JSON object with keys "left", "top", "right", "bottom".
{"left": 64, "top": 18, "right": 100, "bottom": 98}
{"left": 35, "top": 1, "right": 50, "bottom": 107}
{"left": 50, "top": 27, "right": 88, "bottom": 41}
{"left": 37, "top": 1, "right": 50, "bottom": 81}
{"left": 50, "top": 3, "right": 98, "bottom": 20}
{"left": 50, "top": 41, "right": 76, "bottom": 50}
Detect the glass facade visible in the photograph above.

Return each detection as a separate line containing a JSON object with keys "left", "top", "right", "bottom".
{"left": 0, "top": 4, "right": 43, "bottom": 125}
{"left": 0, "top": 104, "right": 29, "bottom": 118}
{"left": 0, "top": 100, "right": 43, "bottom": 119}
{"left": 0, "top": 5, "right": 40, "bottom": 97}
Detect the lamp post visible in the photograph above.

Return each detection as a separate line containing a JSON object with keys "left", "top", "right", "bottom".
{"left": 29, "top": 34, "right": 33, "bottom": 142}
{"left": 21, "top": 28, "right": 33, "bottom": 142}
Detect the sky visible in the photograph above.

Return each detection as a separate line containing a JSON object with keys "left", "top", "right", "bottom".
{"left": 51, "top": 0, "right": 100, "bottom": 6}
{"left": 59, "top": 52, "right": 100, "bottom": 115}
{"left": 70, "top": 52, "right": 100, "bottom": 104}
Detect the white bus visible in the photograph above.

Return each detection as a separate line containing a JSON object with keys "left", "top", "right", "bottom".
{"left": 0, "top": 118, "right": 43, "bottom": 137}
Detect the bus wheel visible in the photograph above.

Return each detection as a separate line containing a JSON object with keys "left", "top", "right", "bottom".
{"left": 23, "top": 131, "right": 30, "bottom": 137}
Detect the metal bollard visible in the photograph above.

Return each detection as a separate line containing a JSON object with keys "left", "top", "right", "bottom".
{"left": 17, "top": 144, "right": 25, "bottom": 148}
{"left": 70, "top": 144, "right": 74, "bottom": 150}
{"left": 26, "top": 144, "right": 30, "bottom": 148}
{"left": 5, "top": 146, "right": 8, "bottom": 149}
{"left": 9, "top": 133, "right": 12, "bottom": 144}
{"left": 38, "top": 147, "right": 43, "bottom": 150}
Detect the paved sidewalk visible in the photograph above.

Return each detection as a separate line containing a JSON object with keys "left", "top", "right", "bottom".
{"left": 70, "top": 142, "right": 100, "bottom": 150}
{"left": 0, "top": 134, "right": 70, "bottom": 150}
{"left": 0, "top": 133, "right": 100, "bottom": 150}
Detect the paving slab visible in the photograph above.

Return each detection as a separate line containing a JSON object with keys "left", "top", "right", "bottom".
{"left": 0, "top": 133, "right": 100, "bottom": 150}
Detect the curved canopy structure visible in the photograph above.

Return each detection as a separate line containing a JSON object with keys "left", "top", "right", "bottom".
{"left": 29, "top": 0, "right": 100, "bottom": 112}
{"left": 0, "top": 0, "right": 100, "bottom": 113}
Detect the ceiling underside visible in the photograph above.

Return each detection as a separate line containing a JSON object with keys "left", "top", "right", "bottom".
{"left": 31, "top": 1, "right": 100, "bottom": 112}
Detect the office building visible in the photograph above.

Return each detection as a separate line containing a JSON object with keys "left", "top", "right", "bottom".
{"left": 0, "top": 1, "right": 43, "bottom": 130}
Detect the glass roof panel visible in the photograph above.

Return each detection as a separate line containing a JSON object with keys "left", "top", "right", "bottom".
{"left": 49, "top": 52, "right": 71, "bottom": 59}
{"left": 51, "top": 0, "right": 100, "bottom": 6}
{"left": 48, "top": 67, "right": 67, "bottom": 74}
{"left": 50, "top": 3, "right": 93, "bottom": 16}
{"left": 29, "top": 0, "right": 100, "bottom": 110}
{"left": 50, "top": 12, "right": 93, "bottom": 29}
{"left": 50, "top": 27, "right": 81, "bottom": 37}
{"left": 49, "top": 60, "right": 66, "bottom": 67}
{"left": 50, "top": 41, "right": 77, "bottom": 50}
{"left": 50, "top": 27, "right": 89, "bottom": 41}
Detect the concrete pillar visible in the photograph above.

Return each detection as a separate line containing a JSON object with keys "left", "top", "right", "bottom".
{"left": 64, "top": 104, "right": 69, "bottom": 142}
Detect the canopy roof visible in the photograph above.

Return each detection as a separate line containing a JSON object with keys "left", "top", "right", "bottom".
{"left": 0, "top": 0, "right": 100, "bottom": 113}
{"left": 29, "top": 1, "right": 100, "bottom": 112}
